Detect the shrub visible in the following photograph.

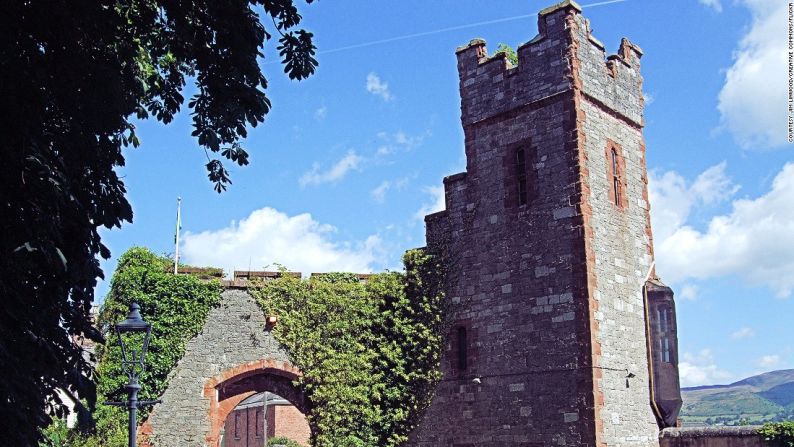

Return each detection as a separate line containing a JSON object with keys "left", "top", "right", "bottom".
{"left": 759, "top": 421, "right": 794, "bottom": 447}
{"left": 268, "top": 436, "right": 303, "bottom": 447}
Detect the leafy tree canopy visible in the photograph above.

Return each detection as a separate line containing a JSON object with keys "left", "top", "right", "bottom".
{"left": 495, "top": 43, "right": 518, "bottom": 66}
{"left": 0, "top": 1, "right": 317, "bottom": 445}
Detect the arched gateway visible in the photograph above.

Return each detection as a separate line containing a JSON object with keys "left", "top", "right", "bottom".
{"left": 204, "top": 359, "right": 307, "bottom": 446}
{"left": 141, "top": 4, "right": 689, "bottom": 446}
{"left": 141, "top": 285, "right": 310, "bottom": 447}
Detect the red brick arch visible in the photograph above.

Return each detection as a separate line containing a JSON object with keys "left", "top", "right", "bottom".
{"left": 203, "top": 359, "right": 305, "bottom": 447}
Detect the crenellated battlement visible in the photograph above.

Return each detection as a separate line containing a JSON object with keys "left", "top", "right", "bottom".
{"left": 456, "top": 0, "right": 645, "bottom": 127}
{"left": 410, "top": 2, "right": 665, "bottom": 446}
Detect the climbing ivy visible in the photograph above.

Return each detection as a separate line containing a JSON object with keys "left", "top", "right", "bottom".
{"left": 42, "top": 247, "right": 223, "bottom": 446}
{"left": 760, "top": 422, "right": 794, "bottom": 447}
{"left": 250, "top": 248, "right": 446, "bottom": 447}
{"left": 42, "top": 247, "right": 446, "bottom": 447}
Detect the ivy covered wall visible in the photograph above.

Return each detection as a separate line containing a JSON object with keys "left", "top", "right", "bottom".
{"left": 250, "top": 249, "right": 446, "bottom": 447}
{"left": 42, "top": 247, "right": 446, "bottom": 447}
{"left": 43, "top": 248, "right": 223, "bottom": 446}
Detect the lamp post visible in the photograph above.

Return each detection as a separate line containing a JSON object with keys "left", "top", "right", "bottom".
{"left": 106, "top": 303, "right": 160, "bottom": 447}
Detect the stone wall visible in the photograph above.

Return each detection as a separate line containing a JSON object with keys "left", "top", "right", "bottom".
{"left": 409, "top": 1, "right": 659, "bottom": 446}
{"left": 573, "top": 7, "right": 660, "bottom": 443}
{"left": 143, "top": 288, "right": 298, "bottom": 447}
{"left": 412, "top": 9, "right": 589, "bottom": 445}
{"left": 659, "top": 427, "right": 765, "bottom": 447}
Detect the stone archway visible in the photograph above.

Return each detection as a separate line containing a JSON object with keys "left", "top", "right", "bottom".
{"left": 204, "top": 359, "right": 308, "bottom": 447}
{"left": 141, "top": 287, "right": 304, "bottom": 447}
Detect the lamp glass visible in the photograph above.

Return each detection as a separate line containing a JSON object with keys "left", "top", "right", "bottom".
{"left": 115, "top": 303, "right": 152, "bottom": 380}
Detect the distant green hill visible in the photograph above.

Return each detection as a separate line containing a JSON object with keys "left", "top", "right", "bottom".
{"left": 681, "top": 369, "right": 794, "bottom": 426}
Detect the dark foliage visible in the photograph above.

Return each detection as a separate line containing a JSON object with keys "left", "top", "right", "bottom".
{"left": 0, "top": 1, "right": 317, "bottom": 445}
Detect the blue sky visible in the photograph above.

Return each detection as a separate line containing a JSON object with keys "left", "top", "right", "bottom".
{"left": 99, "top": 0, "right": 792, "bottom": 387}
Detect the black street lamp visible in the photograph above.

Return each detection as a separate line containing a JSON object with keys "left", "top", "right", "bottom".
{"left": 106, "top": 303, "right": 160, "bottom": 447}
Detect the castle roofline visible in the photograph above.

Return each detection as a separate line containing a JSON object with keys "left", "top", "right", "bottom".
{"left": 455, "top": 38, "right": 486, "bottom": 54}
{"left": 538, "top": 0, "right": 582, "bottom": 17}
{"left": 457, "top": 1, "right": 586, "bottom": 54}
{"left": 645, "top": 277, "right": 673, "bottom": 293}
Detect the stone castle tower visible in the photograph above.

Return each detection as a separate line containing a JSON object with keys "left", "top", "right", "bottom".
{"left": 409, "top": 1, "right": 680, "bottom": 446}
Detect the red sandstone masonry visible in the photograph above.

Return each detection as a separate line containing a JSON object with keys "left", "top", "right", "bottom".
{"left": 604, "top": 139, "right": 629, "bottom": 211}
{"left": 409, "top": 1, "right": 657, "bottom": 446}
{"left": 203, "top": 359, "right": 302, "bottom": 447}
{"left": 141, "top": 288, "right": 307, "bottom": 446}
{"left": 566, "top": 9, "right": 604, "bottom": 447}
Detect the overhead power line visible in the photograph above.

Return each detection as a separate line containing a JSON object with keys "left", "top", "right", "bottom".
{"left": 315, "top": 0, "right": 629, "bottom": 56}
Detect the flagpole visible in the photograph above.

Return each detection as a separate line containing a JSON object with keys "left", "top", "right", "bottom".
{"left": 174, "top": 197, "right": 182, "bottom": 274}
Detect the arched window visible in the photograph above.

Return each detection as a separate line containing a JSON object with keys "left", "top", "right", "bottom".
{"left": 516, "top": 148, "right": 528, "bottom": 205}
{"left": 611, "top": 148, "right": 621, "bottom": 207}
{"left": 456, "top": 326, "right": 468, "bottom": 371}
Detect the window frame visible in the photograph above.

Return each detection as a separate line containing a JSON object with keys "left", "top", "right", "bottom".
{"left": 516, "top": 148, "right": 528, "bottom": 206}
{"left": 234, "top": 411, "right": 242, "bottom": 440}
{"left": 456, "top": 326, "right": 468, "bottom": 371}
{"left": 255, "top": 408, "right": 263, "bottom": 438}
{"left": 605, "top": 140, "right": 627, "bottom": 210}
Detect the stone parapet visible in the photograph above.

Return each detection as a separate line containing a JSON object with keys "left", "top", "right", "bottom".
{"left": 455, "top": 1, "right": 644, "bottom": 129}
{"left": 659, "top": 427, "right": 764, "bottom": 447}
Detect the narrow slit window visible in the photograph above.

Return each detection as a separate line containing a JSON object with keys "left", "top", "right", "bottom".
{"left": 234, "top": 412, "right": 241, "bottom": 439}
{"left": 656, "top": 309, "right": 662, "bottom": 333}
{"left": 256, "top": 408, "right": 263, "bottom": 437}
{"left": 457, "top": 326, "right": 468, "bottom": 371}
{"left": 517, "top": 148, "right": 527, "bottom": 205}
{"left": 662, "top": 337, "right": 671, "bottom": 363}
{"left": 611, "top": 149, "right": 621, "bottom": 206}
{"left": 658, "top": 339, "right": 662, "bottom": 361}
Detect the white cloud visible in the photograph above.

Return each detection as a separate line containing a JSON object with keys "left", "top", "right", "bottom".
{"left": 371, "top": 181, "right": 391, "bottom": 203}
{"left": 374, "top": 130, "right": 429, "bottom": 158}
{"left": 181, "top": 207, "right": 381, "bottom": 277}
{"left": 643, "top": 93, "right": 655, "bottom": 106}
{"left": 717, "top": 0, "right": 787, "bottom": 148}
{"left": 731, "top": 327, "right": 755, "bottom": 339}
{"left": 394, "top": 130, "right": 424, "bottom": 148}
{"left": 679, "top": 284, "right": 699, "bottom": 301}
{"left": 366, "top": 72, "right": 393, "bottom": 101}
{"left": 299, "top": 151, "right": 363, "bottom": 187}
{"left": 758, "top": 354, "right": 781, "bottom": 368}
{"left": 314, "top": 106, "right": 327, "bottom": 121}
{"left": 698, "top": 0, "right": 722, "bottom": 13}
{"left": 415, "top": 185, "right": 446, "bottom": 220}
{"left": 679, "top": 349, "right": 733, "bottom": 387}
{"left": 649, "top": 161, "right": 738, "bottom": 243}
{"left": 370, "top": 177, "right": 409, "bottom": 203}
{"left": 690, "top": 162, "right": 740, "bottom": 205}
{"left": 651, "top": 162, "right": 794, "bottom": 297}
